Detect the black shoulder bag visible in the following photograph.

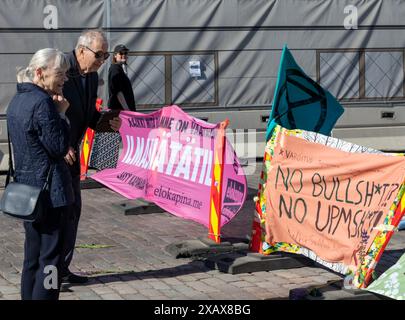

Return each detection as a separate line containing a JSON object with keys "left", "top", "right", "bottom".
{"left": 0, "top": 130, "right": 52, "bottom": 222}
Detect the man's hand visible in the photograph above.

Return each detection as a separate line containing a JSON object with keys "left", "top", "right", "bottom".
{"left": 64, "top": 146, "right": 76, "bottom": 165}
{"left": 109, "top": 116, "right": 122, "bottom": 132}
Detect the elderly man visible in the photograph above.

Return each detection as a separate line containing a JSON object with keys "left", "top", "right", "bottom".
{"left": 62, "top": 29, "right": 121, "bottom": 284}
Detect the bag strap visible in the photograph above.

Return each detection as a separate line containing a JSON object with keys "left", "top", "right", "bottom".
{"left": 6, "top": 124, "right": 53, "bottom": 190}
{"left": 5, "top": 129, "right": 14, "bottom": 187}
{"left": 42, "top": 163, "right": 53, "bottom": 191}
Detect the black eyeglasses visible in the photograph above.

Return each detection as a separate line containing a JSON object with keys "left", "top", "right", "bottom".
{"left": 83, "top": 46, "right": 110, "bottom": 60}
{"left": 118, "top": 51, "right": 128, "bottom": 56}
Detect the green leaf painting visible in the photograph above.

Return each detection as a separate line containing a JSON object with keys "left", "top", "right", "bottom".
{"left": 366, "top": 252, "right": 405, "bottom": 300}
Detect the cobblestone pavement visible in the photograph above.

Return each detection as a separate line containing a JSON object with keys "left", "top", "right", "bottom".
{"left": 0, "top": 161, "right": 404, "bottom": 300}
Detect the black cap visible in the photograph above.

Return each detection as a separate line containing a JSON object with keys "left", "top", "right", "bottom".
{"left": 113, "top": 44, "right": 129, "bottom": 53}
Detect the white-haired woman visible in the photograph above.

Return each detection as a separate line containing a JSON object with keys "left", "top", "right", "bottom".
{"left": 7, "top": 48, "right": 74, "bottom": 300}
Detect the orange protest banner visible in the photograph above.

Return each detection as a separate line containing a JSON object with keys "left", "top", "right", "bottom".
{"left": 253, "top": 125, "right": 405, "bottom": 288}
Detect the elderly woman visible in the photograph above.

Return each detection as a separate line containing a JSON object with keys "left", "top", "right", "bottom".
{"left": 6, "top": 48, "right": 74, "bottom": 300}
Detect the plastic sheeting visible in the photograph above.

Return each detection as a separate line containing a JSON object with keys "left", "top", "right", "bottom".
{"left": 1, "top": 0, "right": 405, "bottom": 115}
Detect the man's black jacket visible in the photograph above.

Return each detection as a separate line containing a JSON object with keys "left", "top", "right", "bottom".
{"left": 63, "top": 50, "right": 101, "bottom": 176}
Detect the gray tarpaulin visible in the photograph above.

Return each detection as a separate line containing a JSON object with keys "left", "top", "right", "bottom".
{"left": 1, "top": 0, "right": 405, "bottom": 113}
{"left": 1, "top": 0, "right": 405, "bottom": 169}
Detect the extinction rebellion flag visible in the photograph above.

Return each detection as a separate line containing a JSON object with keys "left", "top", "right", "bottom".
{"left": 266, "top": 45, "right": 344, "bottom": 141}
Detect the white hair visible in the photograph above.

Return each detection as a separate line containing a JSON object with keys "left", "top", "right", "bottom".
{"left": 17, "top": 48, "right": 70, "bottom": 83}
{"left": 75, "top": 29, "right": 107, "bottom": 50}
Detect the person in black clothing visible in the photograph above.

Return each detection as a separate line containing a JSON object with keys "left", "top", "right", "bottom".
{"left": 7, "top": 48, "right": 73, "bottom": 299}
{"left": 87, "top": 44, "right": 136, "bottom": 170}
{"left": 61, "top": 30, "right": 121, "bottom": 284}
{"left": 108, "top": 44, "right": 136, "bottom": 111}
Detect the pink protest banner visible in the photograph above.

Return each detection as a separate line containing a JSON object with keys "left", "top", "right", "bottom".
{"left": 91, "top": 105, "right": 247, "bottom": 227}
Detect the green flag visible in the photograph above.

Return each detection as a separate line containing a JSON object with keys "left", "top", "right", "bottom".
{"left": 266, "top": 45, "right": 344, "bottom": 141}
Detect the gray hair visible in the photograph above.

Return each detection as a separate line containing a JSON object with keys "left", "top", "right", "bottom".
{"left": 75, "top": 29, "right": 107, "bottom": 50}
{"left": 17, "top": 48, "right": 70, "bottom": 83}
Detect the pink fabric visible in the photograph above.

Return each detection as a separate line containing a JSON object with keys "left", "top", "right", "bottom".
{"left": 91, "top": 105, "right": 247, "bottom": 227}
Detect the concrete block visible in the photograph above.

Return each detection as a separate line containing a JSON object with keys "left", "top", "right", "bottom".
{"left": 199, "top": 237, "right": 232, "bottom": 248}
{"left": 164, "top": 236, "right": 249, "bottom": 258}
{"left": 204, "top": 252, "right": 313, "bottom": 274}
{"left": 289, "top": 280, "right": 387, "bottom": 300}
{"left": 232, "top": 242, "right": 250, "bottom": 252}
{"left": 166, "top": 236, "right": 271, "bottom": 261}
{"left": 80, "top": 178, "right": 104, "bottom": 189}
{"left": 165, "top": 240, "right": 209, "bottom": 258}
{"left": 165, "top": 239, "right": 235, "bottom": 258}
{"left": 304, "top": 289, "right": 382, "bottom": 300}
{"left": 111, "top": 199, "right": 165, "bottom": 215}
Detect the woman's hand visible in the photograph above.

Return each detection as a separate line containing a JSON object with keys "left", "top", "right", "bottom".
{"left": 64, "top": 146, "right": 76, "bottom": 165}
{"left": 52, "top": 95, "right": 70, "bottom": 113}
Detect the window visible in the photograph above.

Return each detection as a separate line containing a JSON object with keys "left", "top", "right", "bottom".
{"left": 317, "top": 49, "right": 405, "bottom": 101}
{"left": 364, "top": 51, "right": 403, "bottom": 98}
{"left": 127, "top": 51, "right": 218, "bottom": 109}
{"left": 129, "top": 55, "right": 166, "bottom": 107}
{"left": 171, "top": 54, "right": 216, "bottom": 105}
{"left": 318, "top": 51, "right": 360, "bottom": 99}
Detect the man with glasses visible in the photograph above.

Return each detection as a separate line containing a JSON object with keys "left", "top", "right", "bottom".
{"left": 62, "top": 29, "right": 121, "bottom": 284}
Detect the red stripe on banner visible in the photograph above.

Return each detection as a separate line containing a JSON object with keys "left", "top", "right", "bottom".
{"left": 80, "top": 98, "right": 103, "bottom": 180}
{"left": 208, "top": 120, "right": 228, "bottom": 243}
{"left": 211, "top": 189, "right": 220, "bottom": 208}
{"left": 249, "top": 157, "right": 267, "bottom": 252}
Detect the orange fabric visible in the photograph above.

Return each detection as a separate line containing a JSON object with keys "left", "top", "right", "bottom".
{"left": 265, "top": 133, "right": 405, "bottom": 268}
